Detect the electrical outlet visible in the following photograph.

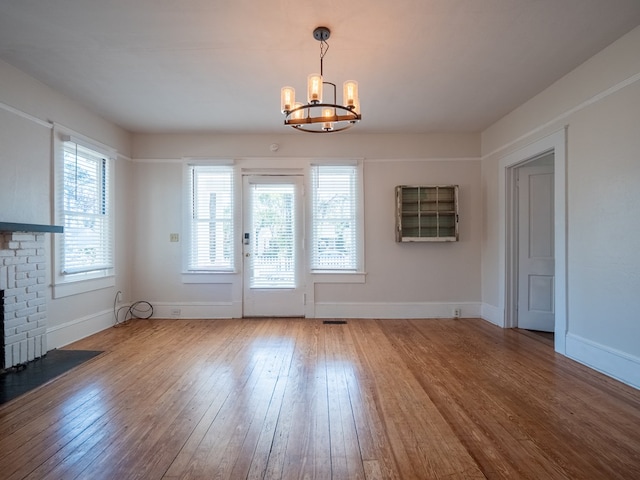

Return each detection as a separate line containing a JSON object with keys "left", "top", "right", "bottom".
{"left": 453, "top": 308, "right": 461, "bottom": 318}
{"left": 170, "top": 233, "right": 180, "bottom": 242}
{"left": 117, "top": 291, "right": 123, "bottom": 303}
{"left": 170, "top": 308, "right": 181, "bottom": 318}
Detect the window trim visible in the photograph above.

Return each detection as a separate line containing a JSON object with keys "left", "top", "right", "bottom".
{"left": 308, "top": 159, "right": 365, "bottom": 274}
{"left": 52, "top": 126, "right": 116, "bottom": 298}
{"left": 182, "top": 160, "right": 238, "bottom": 281}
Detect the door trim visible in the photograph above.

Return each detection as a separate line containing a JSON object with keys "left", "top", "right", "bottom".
{"left": 498, "top": 128, "right": 567, "bottom": 354}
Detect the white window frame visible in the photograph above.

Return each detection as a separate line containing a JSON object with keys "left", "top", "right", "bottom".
{"left": 52, "top": 127, "right": 116, "bottom": 298}
{"left": 308, "top": 160, "right": 365, "bottom": 282}
{"left": 182, "top": 160, "right": 238, "bottom": 283}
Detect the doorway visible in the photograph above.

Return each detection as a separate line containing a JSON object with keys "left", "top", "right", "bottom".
{"left": 242, "top": 175, "right": 304, "bottom": 317}
{"left": 498, "top": 128, "right": 567, "bottom": 354}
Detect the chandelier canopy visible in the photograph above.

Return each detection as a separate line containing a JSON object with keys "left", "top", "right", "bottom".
{"left": 280, "top": 27, "right": 361, "bottom": 133}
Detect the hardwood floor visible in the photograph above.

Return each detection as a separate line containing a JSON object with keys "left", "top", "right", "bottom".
{"left": 1, "top": 318, "right": 639, "bottom": 479}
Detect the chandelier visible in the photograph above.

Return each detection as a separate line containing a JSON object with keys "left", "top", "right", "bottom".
{"left": 280, "top": 27, "right": 361, "bottom": 133}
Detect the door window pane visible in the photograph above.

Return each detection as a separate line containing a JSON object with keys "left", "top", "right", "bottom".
{"left": 249, "top": 183, "right": 296, "bottom": 288}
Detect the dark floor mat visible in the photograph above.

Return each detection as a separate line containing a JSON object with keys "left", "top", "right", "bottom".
{"left": 0, "top": 349, "right": 103, "bottom": 405}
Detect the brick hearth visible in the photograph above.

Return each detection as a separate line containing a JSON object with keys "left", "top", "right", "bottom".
{"left": 0, "top": 232, "right": 48, "bottom": 369}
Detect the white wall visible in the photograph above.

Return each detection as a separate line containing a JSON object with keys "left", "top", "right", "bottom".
{"left": 130, "top": 134, "right": 482, "bottom": 319}
{"left": 481, "top": 26, "right": 640, "bottom": 388}
{"left": 0, "top": 108, "right": 51, "bottom": 225}
{"left": 320, "top": 158, "right": 481, "bottom": 306}
{"left": 0, "top": 59, "right": 134, "bottom": 347}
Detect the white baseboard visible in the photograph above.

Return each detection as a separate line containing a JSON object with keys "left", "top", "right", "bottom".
{"left": 566, "top": 333, "right": 640, "bottom": 390}
{"left": 45, "top": 302, "right": 240, "bottom": 349}
{"left": 147, "top": 301, "right": 482, "bottom": 320}
{"left": 481, "top": 303, "right": 504, "bottom": 327}
{"left": 47, "top": 309, "right": 114, "bottom": 349}
{"left": 151, "top": 301, "right": 241, "bottom": 319}
{"left": 313, "top": 302, "right": 482, "bottom": 319}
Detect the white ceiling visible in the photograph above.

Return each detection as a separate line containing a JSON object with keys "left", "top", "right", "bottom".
{"left": 1, "top": 1, "right": 639, "bottom": 135}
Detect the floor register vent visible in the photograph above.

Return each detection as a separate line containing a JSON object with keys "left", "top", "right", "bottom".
{"left": 323, "top": 320, "right": 347, "bottom": 325}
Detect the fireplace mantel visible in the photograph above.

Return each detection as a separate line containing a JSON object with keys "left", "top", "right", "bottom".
{"left": 0, "top": 222, "right": 63, "bottom": 234}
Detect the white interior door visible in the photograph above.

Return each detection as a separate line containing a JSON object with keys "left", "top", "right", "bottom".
{"left": 517, "top": 163, "right": 555, "bottom": 331}
{"left": 243, "top": 175, "right": 304, "bottom": 317}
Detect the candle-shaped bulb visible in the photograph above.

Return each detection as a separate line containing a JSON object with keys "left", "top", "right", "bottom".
{"left": 307, "top": 74, "right": 323, "bottom": 103}
{"left": 323, "top": 108, "right": 334, "bottom": 131}
{"left": 281, "top": 86, "right": 295, "bottom": 113}
{"left": 291, "top": 102, "right": 304, "bottom": 120}
{"left": 343, "top": 80, "right": 358, "bottom": 108}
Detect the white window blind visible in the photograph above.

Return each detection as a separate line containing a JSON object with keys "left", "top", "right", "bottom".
{"left": 311, "top": 164, "right": 359, "bottom": 271}
{"left": 188, "top": 165, "right": 235, "bottom": 271}
{"left": 59, "top": 139, "right": 113, "bottom": 275}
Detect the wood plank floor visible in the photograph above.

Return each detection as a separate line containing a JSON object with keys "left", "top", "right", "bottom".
{"left": 1, "top": 318, "right": 639, "bottom": 479}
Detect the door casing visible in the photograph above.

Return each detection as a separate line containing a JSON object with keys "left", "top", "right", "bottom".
{"left": 498, "top": 128, "right": 567, "bottom": 354}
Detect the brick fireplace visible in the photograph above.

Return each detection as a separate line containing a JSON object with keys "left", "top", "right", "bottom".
{"left": 0, "top": 222, "right": 63, "bottom": 369}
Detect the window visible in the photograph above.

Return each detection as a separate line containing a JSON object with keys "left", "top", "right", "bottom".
{"left": 310, "top": 163, "right": 362, "bottom": 271}
{"left": 186, "top": 164, "right": 235, "bottom": 272}
{"left": 56, "top": 135, "right": 114, "bottom": 281}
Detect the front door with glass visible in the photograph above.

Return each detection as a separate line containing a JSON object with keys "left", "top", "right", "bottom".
{"left": 242, "top": 175, "right": 304, "bottom": 317}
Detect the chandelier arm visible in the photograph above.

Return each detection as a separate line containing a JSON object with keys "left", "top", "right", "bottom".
{"left": 290, "top": 122, "right": 357, "bottom": 133}
{"left": 323, "top": 81, "right": 337, "bottom": 105}
{"left": 286, "top": 103, "right": 359, "bottom": 115}
{"left": 284, "top": 103, "right": 360, "bottom": 127}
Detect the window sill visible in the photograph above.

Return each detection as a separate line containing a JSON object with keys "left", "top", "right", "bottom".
{"left": 52, "top": 275, "right": 115, "bottom": 299}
